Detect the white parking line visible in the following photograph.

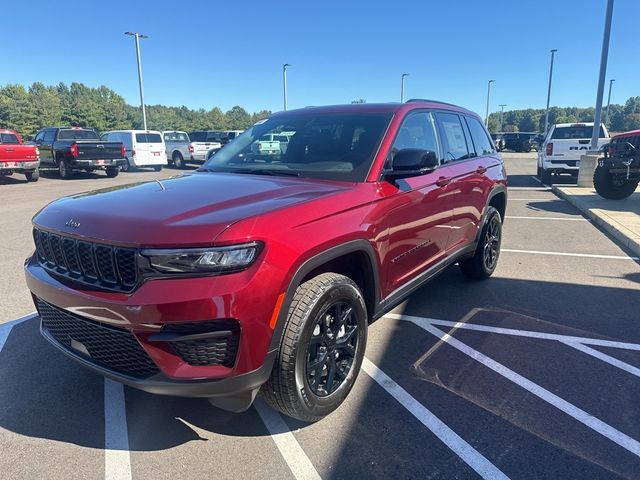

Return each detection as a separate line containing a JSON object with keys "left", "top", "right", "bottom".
{"left": 530, "top": 175, "right": 542, "bottom": 183}
{"left": 507, "top": 187, "right": 552, "bottom": 191}
{"left": 104, "top": 379, "right": 132, "bottom": 480}
{"left": 254, "top": 398, "right": 321, "bottom": 480}
{"left": 0, "top": 311, "right": 37, "bottom": 353}
{"left": 362, "top": 358, "right": 510, "bottom": 480}
{"left": 505, "top": 216, "right": 588, "bottom": 222}
{"left": 384, "top": 313, "right": 640, "bottom": 352}
{"left": 401, "top": 316, "right": 640, "bottom": 458}
{"left": 562, "top": 342, "right": 640, "bottom": 378}
{"left": 501, "top": 248, "right": 639, "bottom": 261}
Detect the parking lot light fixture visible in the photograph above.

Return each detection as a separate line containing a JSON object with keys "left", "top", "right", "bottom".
{"left": 499, "top": 104, "right": 507, "bottom": 132}
{"left": 591, "top": 0, "right": 615, "bottom": 150}
{"left": 485, "top": 80, "right": 495, "bottom": 126}
{"left": 543, "top": 49, "right": 558, "bottom": 137}
{"left": 401, "top": 73, "right": 409, "bottom": 103}
{"left": 605, "top": 78, "right": 616, "bottom": 128}
{"left": 124, "top": 32, "right": 149, "bottom": 131}
{"left": 283, "top": 64, "right": 291, "bottom": 111}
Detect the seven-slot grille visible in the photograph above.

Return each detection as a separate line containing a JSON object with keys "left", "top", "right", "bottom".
{"left": 37, "top": 298, "right": 159, "bottom": 379}
{"left": 32, "top": 228, "right": 138, "bottom": 292}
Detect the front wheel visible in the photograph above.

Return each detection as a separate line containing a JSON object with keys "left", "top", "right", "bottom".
{"left": 459, "top": 206, "right": 502, "bottom": 280}
{"left": 593, "top": 166, "right": 639, "bottom": 200}
{"left": 262, "top": 272, "right": 367, "bottom": 422}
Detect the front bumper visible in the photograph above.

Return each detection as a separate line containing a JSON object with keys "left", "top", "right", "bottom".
{"left": 25, "top": 253, "right": 283, "bottom": 396}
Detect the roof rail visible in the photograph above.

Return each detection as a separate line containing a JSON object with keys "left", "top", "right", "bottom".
{"left": 405, "top": 98, "right": 459, "bottom": 108}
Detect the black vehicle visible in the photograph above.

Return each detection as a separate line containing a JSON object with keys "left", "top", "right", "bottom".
{"left": 503, "top": 132, "right": 537, "bottom": 152}
{"left": 490, "top": 133, "right": 505, "bottom": 151}
{"left": 593, "top": 133, "right": 640, "bottom": 200}
{"left": 34, "top": 127, "right": 126, "bottom": 179}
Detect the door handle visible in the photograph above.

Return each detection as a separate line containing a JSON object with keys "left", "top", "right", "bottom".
{"left": 435, "top": 176, "right": 451, "bottom": 187}
{"left": 476, "top": 166, "right": 487, "bottom": 174}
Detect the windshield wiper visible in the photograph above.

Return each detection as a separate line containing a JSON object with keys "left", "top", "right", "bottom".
{"left": 229, "top": 168, "right": 300, "bottom": 177}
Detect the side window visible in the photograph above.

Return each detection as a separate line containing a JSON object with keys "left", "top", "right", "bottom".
{"left": 392, "top": 112, "right": 439, "bottom": 155}
{"left": 43, "top": 130, "right": 56, "bottom": 143}
{"left": 35, "top": 131, "right": 45, "bottom": 143}
{"left": 435, "top": 113, "right": 470, "bottom": 162}
{"left": 465, "top": 116, "right": 496, "bottom": 156}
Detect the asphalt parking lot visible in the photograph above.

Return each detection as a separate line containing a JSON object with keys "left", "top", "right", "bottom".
{"left": 2, "top": 153, "right": 640, "bottom": 479}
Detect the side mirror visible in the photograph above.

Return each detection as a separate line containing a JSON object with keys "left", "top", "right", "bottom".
{"left": 385, "top": 148, "right": 438, "bottom": 180}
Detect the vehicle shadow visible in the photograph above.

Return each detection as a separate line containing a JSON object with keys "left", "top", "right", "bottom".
{"left": 0, "top": 175, "right": 28, "bottom": 185}
{"left": 520, "top": 199, "right": 583, "bottom": 216}
{"left": 40, "top": 170, "right": 107, "bottom": 181}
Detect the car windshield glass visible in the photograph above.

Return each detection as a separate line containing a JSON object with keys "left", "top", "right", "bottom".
{"left": 135, "top": 133, "right": 162, "bottom": 143}
{"left": 0, "top": 133, "right": 20, "bottom": 144}
{"left": 200, "top": 112, "right": 392, "bottom": 182}
{"left": 164, "top": 132, "right": 189, "bottom": 142}
{"left": 551, "top": 126, "right": 606, "bottom": 139}
{"left": 58, "top": 129, "right": 99, "bottom": 140}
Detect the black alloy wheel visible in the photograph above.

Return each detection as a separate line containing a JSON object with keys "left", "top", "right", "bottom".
{"left": 483, "top": 214, "right": 501, "bottom": 271}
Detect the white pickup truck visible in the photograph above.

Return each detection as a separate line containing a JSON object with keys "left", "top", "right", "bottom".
{"left": 537, "top": 122, "right": 609, "bottom": 184}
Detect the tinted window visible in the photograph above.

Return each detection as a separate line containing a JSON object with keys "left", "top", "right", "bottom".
{"left": 465, "top": 116, "right": 495, "bottom": 156}
{"left": 135, "top": 133, "right": 162, "bottom": 143}
{"left": 202, "top": 112, "right": 392, "bottom": 182}
{"left": 392, "top": 112, "right": 438, "bottom": 154}
{"left": 435, "top": 113, "right": 470, "bottom": 161}
{"left": 43, "top": 130, "right": 56, "bottom": 142}
{"left": 0, "top": 133, "right": 20, "bottom": 144}
{"left": 551, "top": 126, "right": 606, "bottom": 139}
{"left": 35, "top": 131, "right": 45, "bottom": 143}
{"left": 164, "top": 132, "right": 189, "bottom": 142}
{"left": 227, "top": 132, "right": 237, "bottom": 139}
{"left": 189, "top": 131, "right": 206, "bottom": 142}
{"left": 58, "top": 129, "right": 99, "bottom": 140}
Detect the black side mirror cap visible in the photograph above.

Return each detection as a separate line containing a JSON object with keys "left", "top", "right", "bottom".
{"left": 384, "top": 148, "right": 438, "bottom": 180}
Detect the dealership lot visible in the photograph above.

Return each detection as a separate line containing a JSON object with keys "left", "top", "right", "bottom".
{"left": 2, "top": 153, "right": 640, "bottom": 479}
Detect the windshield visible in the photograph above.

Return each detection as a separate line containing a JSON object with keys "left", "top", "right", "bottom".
{"left": 164, "top": 132, "right": 189, "bottom": 142}
{"left": 58, "top": 129, "right": 99, "bottom": 140}
{"left": 551, "top": 126, "right": 606, "bottom": 139}
{"left": 200, "top": 112, "right": 392, "bottom": 182}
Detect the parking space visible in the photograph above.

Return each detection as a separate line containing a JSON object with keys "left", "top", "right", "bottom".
{"left": 2, "top": 152, "right": 640, "bottom": 479}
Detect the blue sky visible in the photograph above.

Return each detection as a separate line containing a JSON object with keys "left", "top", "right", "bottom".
{"left": 3, "top": 0, "right": 638, "bottom": 117}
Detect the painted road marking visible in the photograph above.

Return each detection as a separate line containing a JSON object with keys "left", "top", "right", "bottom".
{"left": 362, "top": 358, "right": 510, "bottom": 480}
{"left": 507, "top": 187, "right": 552, "bottom": 191}
{"left": 384, "top": 314, "right": 640, "bottom": 352}
{"left": 0, "top": 311, "right": 37, "bottom": 353}
{"left": 396, "top": 315, "right": 640, "bottom": 458}
{"left": 104, "top": 379, "right": 132, "bottom": 480}
{"left": 505, "top": 216, "right": 588, "bottom": 222}
{"left": 562, "top": 341, "right": 640, "bottom": 378}
{"left": 254, "top": 398, "right": 321, "bottom": 480}
{"left": 530, "top": 175, "right": 542, "bottom": 184}
{"left": 501, "top": 248, "right": 639, "bottom": 261}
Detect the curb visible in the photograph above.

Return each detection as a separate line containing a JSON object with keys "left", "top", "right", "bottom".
{"left": 552, "top": 185, "right": 640, "bottom": 259}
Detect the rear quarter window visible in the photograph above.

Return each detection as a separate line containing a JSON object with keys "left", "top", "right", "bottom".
{"left": 465, "top": 116, "right": 495, "bottom": 156}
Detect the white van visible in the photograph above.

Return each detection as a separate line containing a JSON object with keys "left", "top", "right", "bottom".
{"left": 101, "top": 130, "right": 167, "bottom": 171}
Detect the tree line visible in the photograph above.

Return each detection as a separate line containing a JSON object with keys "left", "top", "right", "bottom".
{"left": 488, "top": 96, "right": 640, "bottom": 134}
{"left": 0, "top": 82, "right": 271, "bottom": 139}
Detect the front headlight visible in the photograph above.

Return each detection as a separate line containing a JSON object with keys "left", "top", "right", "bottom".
{"left": 142, "top": 242, "right": 263, "bottom": 274}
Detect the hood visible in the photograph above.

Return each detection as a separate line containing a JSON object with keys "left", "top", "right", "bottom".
{"left": 33, "top": 172, "right": 350, "bottom": 247}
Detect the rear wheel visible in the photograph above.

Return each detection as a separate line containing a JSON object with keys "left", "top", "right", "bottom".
{"left": 593, "top": 166, "right": 639, "bottom": 200}
{"left": 105, "top": 166, "right": 119, "bottom": 178}
{"left": 58, "top": 159, "right": 72, "bottom": 179}
{"left": 25, "top": 169, "right": 39, "bottom": 182}
{"left": 121, "top": 158, "right": 131, "bottom": 172}
{"left": 541, "top": 167, "right": 552, "bottom": 185}
{"left": 459, "top": 206, "right": 502, "bottom": 280}
{"left": 172, "top": 152, "right": 185, "bottom": 169}
{"left": 262, "top": 272, "right": 367, "bottom": 422}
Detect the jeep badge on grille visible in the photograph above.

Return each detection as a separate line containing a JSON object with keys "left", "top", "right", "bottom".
{"left": 65, "top": 219, "right": 81, "bottom": 228}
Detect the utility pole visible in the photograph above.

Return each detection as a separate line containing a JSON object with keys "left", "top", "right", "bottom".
{"left": 499, "top": 104, "right": 507, "bottom": 132}
{"left": 543, "top": 49, "right": 557, "bottom": 136}
{"left": 124, "top": 32, "right": 149, "bottom": 130}
{"left": 485, "top": 80, "right": 495, "bottom": 126}
{"left": 400, "top": 73, "right": 409, "bottom": 103}
{"left": 605, "top": 78, "right": 616, "bottom": 128}
{"left": 591, "top": 0, "right": 614, "bottom": 150}
{"left": 283, "top": 64, "right": 291, "bottom": 111}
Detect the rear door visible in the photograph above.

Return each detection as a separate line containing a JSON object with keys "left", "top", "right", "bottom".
{"left": 134, "top": 132, "right": 165, "bottom": 165}
{"left": 548, "top": 124, "right": 607, "bottom": 163}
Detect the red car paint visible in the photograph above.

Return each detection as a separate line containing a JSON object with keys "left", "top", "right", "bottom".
{"left": 25, "top": 101, "right": 507, "bottom": 399}
{"left": 0, "top": 129, "right": 40, "bottom": 180}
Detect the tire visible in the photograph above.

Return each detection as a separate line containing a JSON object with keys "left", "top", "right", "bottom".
{"left": 153, "top": 165, "right": 163, "bottom": 172}
{"left": 58, "top": 158, "right": 72, "bottom": 179}
{"left": 459, "top": 206, "right": 502, "bottom": 280}
{"left": 262, "top": 272, "right": 368, "bottom": 422}
{"left": 541, "top": 168, "right": 552, "bottom": 185}
{"left": 593, "top": 166, "right": 639, "bottom": 200}
{"left": 173, "top": 152, "right": 185, "bottom": 169}
{"left": 536, "top": 164, "right": 542, "bottom": 178}
{"left": 25, "top": 169, "right": 39, "bottom": 182}
{"left": 105, "top": 166, "right": 119, "bottom": 178}
{"left": 121, "top": 158, "right": 131, "bottom": 172}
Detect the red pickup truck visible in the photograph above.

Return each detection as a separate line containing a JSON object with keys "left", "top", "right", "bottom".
{"left": 0, "top": 129, "right": 40, "bottom": 182}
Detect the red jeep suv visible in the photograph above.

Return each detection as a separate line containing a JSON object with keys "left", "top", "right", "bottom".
{"left": 25, "top": 101, "right": 507, "bottom": 421}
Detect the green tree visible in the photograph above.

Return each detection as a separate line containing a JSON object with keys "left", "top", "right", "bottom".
{"left": 225, "top": 106, "right": 252, "bottom": 129}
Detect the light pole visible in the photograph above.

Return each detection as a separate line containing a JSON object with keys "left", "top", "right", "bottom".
{"left": 283, "top": 64, "right": 291, "bottom": 111}
{"left": 499, "top": 104, "right": 507, "bottom": 132}
{"left": 591, "top": 0, "right": 614, "bottom": 150}
{"left": 124, "top": 32, "right": 149, "bottom": 131}
{"left": 543, "top": 49, "right": 557, "bottom": 137}
{"left": 485, "top": 80, "right": 495, "bottom": 126}
{"left": 400, "top": 73, "right": 409, "bottom": 103}
{"left": 605, "top": 78, "right": 616, "bottom": 128}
